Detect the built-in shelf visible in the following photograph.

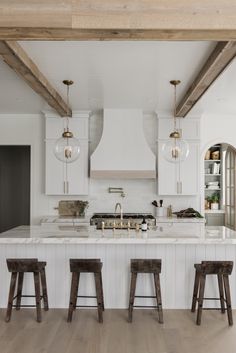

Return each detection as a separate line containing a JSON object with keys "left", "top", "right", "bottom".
{"left": 204, "top": 144, "right": 225, "bottom": 226}
{"left": 205, "top": 209, "right": 225, "bottom": 214}
{"left": 205, "top": 174, "right": 221, "bottom": 176}
{"left": 205, "top": 160, "right": 221, "bottom": 162}
{"left": 205, "top": 188, "right": 221, "bottom": 191}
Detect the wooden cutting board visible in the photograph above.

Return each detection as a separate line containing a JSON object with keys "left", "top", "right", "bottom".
{"left": 58, "top": 200, "right": 89, "bottom": 217}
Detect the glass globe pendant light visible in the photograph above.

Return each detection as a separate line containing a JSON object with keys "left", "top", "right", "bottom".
{"left": 54, "top": 80, "right": 80, "bottom": 163}
{"left": 162, "top": 80, "right": 189, "bottom": 163}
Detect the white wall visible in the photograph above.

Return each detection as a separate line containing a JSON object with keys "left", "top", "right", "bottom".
{"left": 201, "top": 113, "right": 236, "bottom": 152}
{"left": 0, "top": 112, "right": 199, "bottom": 224}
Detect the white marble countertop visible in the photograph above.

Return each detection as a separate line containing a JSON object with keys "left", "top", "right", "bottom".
{"left": 40, "top": 216, "right": 90, "bottom": 224}
{"left": 155, "top": 216, "right": 205, "bottom": 223}
{"left": 41, "top": 215, "right": 205, "bottom": 225}
{"left": 0, "top": 225, "right": 235, "bottom": 245}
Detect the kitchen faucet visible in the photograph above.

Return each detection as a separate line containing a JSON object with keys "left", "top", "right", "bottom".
{"left": 115, "top": 202, "right": 123, "bottom": 220}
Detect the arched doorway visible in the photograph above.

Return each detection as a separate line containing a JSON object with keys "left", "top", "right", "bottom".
{"left": 204, "top": 143, "right": 236, "bottom": 229}
{"left": 225, "top": 146, "right": 236, "bottom": 230}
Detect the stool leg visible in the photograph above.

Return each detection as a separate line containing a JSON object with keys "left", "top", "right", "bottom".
{"left": 191, "top": 270, "right": 200, "bottom": 313}
{"left": 94, "top": 273, "right": 103, "bottom": 323}
{"left": 73, "top": 273, "right": 80, "bottom": 311}
{"left": 217, "top": 274, "right": 225, "bottom": 314}
{"left": 16, "top": 272, "right": 24, "bottom": 311}
{"left": 40, "top": 268, "right": 49, "bottom": 311}
{"left": 128, "top": 272, "right": 137, "bottom": 323}
{"left": 223, "top": 274, "right": 233, "bottom": 326}
{"left": 67, "top": 272, "right": 79, "bottom": 322}
{"left": 34, "top": 272, "right": 42, "bottom": 323}
{"left": 5, "top": 272, "right": 17, "bottom": 322}
{"left": 154, "top": 273, "right": 163, "bottom": 324}
{"left": 196, "top": 274, "right": 206, "bottom": 326}
{"left": 99, "top": 272, "right": 105, "bottom": 311}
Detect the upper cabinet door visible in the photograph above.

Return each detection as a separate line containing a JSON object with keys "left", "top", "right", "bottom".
{"left": 66, "top": 141, "right": 89, "bottom": 195}
{"left": 157, "top": 117, "right": 200, "bottom": 196}
{"left": 158, "top": 141, "right": 178, "bottom": 195}
{"left": 180, "top": 142, "right": 199, "bottom": 195}
{"left": 157, "top": 141, "right": 199, "bottom": 196}
{"left": 45, "top": 113, "right": 89, "bottom": 196}
{"left": 45, "top": 140, "right": 64, "bottom": 195}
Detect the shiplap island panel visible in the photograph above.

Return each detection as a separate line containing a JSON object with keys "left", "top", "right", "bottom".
{"left": 0, "top": 225, "right": 236, "bottom": 309}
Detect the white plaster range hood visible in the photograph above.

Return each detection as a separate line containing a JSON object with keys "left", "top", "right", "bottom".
{"left": 90, "top": 109, "right": 156, "bottom": 179}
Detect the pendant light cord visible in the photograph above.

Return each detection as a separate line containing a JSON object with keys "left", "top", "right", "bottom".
{"left": 173, "top": 83, "right": 177, "bottom": 131}
{"left": 66, "top": 84, "right": 69, "bottom": 131}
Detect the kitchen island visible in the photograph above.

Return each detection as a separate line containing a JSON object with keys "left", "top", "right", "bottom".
{"left": 0, "top": 225, "right": 236, "bottom": 310}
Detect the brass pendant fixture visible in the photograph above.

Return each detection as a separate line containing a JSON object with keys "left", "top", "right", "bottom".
{"left": 54, "top": 80, "right": 80, "bottom": 163}
{"left": 162, "top": 80, "right": 189, "bottom": 163}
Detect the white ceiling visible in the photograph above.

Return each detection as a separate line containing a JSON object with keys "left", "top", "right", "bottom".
{"left": 0, "top": 40, "right": 235, "bottom": 115}
{"left": 0, "top": 58, "right": 47, "bottom": 113}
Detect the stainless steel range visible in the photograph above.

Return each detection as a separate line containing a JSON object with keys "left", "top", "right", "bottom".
{"left": 90, "top": 213, "right": 156, "bottom": 230}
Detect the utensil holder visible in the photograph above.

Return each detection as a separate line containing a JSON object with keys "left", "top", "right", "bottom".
{"left": 156, "top": 207, "right": 167, "bottom": 217}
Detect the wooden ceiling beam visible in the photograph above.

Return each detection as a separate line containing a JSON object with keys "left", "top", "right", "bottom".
{"left": 0, "top": 41, "right": 71, "bottom": 117}
{"left": 0, "top": 28, "right": 236, "bottom": 41}
{"left": 176, "top": 41, "right": 236, "bottom": 117}
{"left": 0, "top": 1, "right": 236, "bottom": 41}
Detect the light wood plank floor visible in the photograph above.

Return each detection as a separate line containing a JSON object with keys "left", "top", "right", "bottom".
{"left": 0, "top": 309, "right": 235, "bottom": 353}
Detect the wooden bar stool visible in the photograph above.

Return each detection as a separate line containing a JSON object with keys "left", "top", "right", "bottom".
{"left": 67, "top": 259, "right": 104, "bottom": 323}
{"left": 6, "top": 258, "right": 49, "bottom": 323}
{"left": 191, "top": 260, "right": 233, "bottom": 326}
{"left": 128, "top": 259, "right": 163, "bottom": 323}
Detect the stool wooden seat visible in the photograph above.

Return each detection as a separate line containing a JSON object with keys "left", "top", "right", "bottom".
{"left": 6, "top": 258, "right": 49, "bottom": 323}
{"left": 128, "top": 259, "right": 163, "bottom": 323}
{"left": 67, "top": 259, "right": 104, "bottom": 323}
{"left": 191, "top": 260, "right": 233, "bottom": 326}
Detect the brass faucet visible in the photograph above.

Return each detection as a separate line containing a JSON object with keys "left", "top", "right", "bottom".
{"left": 115, "top": 202, "right": 123, "bottom": 221}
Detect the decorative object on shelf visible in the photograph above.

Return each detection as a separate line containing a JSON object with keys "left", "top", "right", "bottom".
{"left": 205, "top": 198, "right": 211, "bottom": 210}
{"left": 209, "top": 192, "right": 220, "bottom": 210}
{"left": 162, "top": 80, "right": 189, "bottom": 163}
{"left": 54, "top": 80, "right": 80, "bottom": 163}
{"left": 206, "top": 181, "right": 220, "bottom": 190}
{"left": 211, "top": 150, "right": 220, "bottom": 160}
{"left": 173, "top": 208, "right": 204, "bottom": 218}
{"left": 205, "top": 150, "right": 211, "bottom": 160}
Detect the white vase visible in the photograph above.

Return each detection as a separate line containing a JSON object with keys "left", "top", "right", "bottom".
{"left": 211, "top": 203, "right": 219, "bottom": 210}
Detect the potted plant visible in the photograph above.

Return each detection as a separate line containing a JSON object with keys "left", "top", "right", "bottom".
{"left": 210, "top": 192, "right": 220, "bottom": 210}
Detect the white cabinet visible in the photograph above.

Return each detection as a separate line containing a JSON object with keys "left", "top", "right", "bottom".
{"left": 157, "top": 116, "right": 200, "bottom": 196}
{"left": 65, "top": 140, "right": 89, "bottom": 195}
{"left": 179, "top": 142, "right": 199, "bottom": 195}
{"left": 45, "top": 112, "right": 89, "bottom": 196}
{"left": 158, "top": 143, "right": 178, "bottom": 195}
{"left": 45, "top": 140, "right": 64, "bottom": 195}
